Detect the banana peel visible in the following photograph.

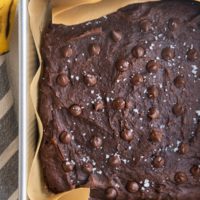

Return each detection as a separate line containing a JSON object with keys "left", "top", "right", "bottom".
{"left": 0, "top": 0, "right": 18, "bottom": 55}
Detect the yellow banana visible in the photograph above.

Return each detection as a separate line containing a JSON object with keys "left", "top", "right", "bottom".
{"left": 0, "top": 0, "right": 18, "bottom": 55}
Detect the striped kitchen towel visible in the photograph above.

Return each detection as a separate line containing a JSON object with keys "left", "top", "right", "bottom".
{"left": 0, "top": 56, "right": 18, "bottom": 200}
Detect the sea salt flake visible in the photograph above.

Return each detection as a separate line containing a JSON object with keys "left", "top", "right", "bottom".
{"left": 133, "top": 108, "right": 139, "bottom": 114}
{"left": 191, "top": 65, "right": 198, "bottom": 75}
{"left": 97, "top": 170, "right": 102, "bottom": 175}
{"left": 144, "top": 179, "right": 150, "bottom": 188}
{"left": 196, "top": 110, "right": 200, "bottom": 116}
{"left": 106, "top": 154, "right": 110, "bottom": 159}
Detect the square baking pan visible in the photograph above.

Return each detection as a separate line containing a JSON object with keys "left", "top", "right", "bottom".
{"left": 19, "top": 0, "right": 37, "bottom": 199}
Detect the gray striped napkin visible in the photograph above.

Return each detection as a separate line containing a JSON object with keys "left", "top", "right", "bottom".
{"left": 0, "top": 56, "right": 18, "bottom": 200}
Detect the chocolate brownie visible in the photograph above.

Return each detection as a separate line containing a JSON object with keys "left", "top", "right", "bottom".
{"left": 39, "top": 1, "right": 200, "bottom": 199}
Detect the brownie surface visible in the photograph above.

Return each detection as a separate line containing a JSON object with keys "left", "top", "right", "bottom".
{"left": 39, "top": 1, "right": 200, "bottom": 199}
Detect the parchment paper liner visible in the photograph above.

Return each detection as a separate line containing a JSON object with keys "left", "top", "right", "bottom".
{"left": 28, "top": 0, "right": 200, "bottom": 199}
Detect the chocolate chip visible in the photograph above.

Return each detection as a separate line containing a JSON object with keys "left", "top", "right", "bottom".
{"left": 146, "top": 60, "right": 160, "bottom": 73}
{"left": 179, "top": 143, "right": 189, "bottom": 154}
{"left": 125, "top": 100, "right": 133, "bottom": 109}
{"left": 126, "top": 181, "right": 139, "bottom": 193}
{"left": 116, "top": 59, "right": 130, "bottom": 72}
{"left": 187, "top": 48, "right": 198, "bottom": 61}
{"left": 105, "top": 187, "right": 117, "bottom": 199}
{"left": 168, "top": 18, "right": 180, "bottom": 31}
{"left": 150, "top": 129, "right": 163, "bottom": 142}
{"left": 172, "top": 103, "right": 184, "bottom": 116}
{"left": 161, "top": 47, "right": 175, "bottom": 61}
{"left": 51, "top": 138, "right": 57, "bottom": 145}
{"left": 132, "top": 46, "right": 145, "bottom": 58}
{"left": 59, "top": 131, "right": 71, "bottom": 144}
{"left": 148, "top": 107, "right": 160, "bottom": 120}
{"left": 94, "top": 101, "right": 104, "bottom": 111}
{"left": 113, "top": 97, "right": 126, "bottom": 110}
{"left": 155, "top": 184, "right": 166, "bottom": 193}
{"left": 84, "top": 74, "right": 97, "bottom": 87}
{"left": 147, "top": 86, "right": 159, "bottom": 99}
{"left": 62, "top": 162, "right": 74, "bottom": 172}
{"left": 90, "top": 44, "right": 101, "bottom": 55}
{"left": 131, "top": 74, "right": 144, "bottom": 86}
{"left": 121, "top": 129, "right": 134, "bottom": 142}
{"left": 153, "top": 156, "right": 165, "bottom": 168}
{"left": 82, "top": 163, "right": 93, "bottom": 173}
{"left": 91, "top": 136, "right": 102, "bottom": 148}
{"left": 62, "top": 47, "right": 73, "bottom": 58}
{"left": 108, "top": 155, "right": 121, "bottom": 167}
{"left": 174, "top": 75, "right": 185, "bottom": 88}
{"left": 140, "top": 19, "right": 152, "bottom": 32}
{"left": 174, "top": 172, "right": 188, "bottom": 184}
{"left": 190, "top": 165, "right": 200, "bottom": 177}
{"left": 69, "top": 104, "right": 82, "bottom": 116}
{"left": 111, "top": 30, "right": 122, "bottom": 42}
{"left": 56, "top": 74, "right": 69, "bottom": 87}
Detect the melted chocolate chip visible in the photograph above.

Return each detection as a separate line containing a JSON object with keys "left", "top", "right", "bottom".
{"left": 174, "top": 172, "right": 188, "bottom": 184}
{"left": 121, "top": 129, "right": 134, "bottom": 142}
{"left": 69, "top": 104, "right": 82, "bottom": 116}
{"left": 90, "top": 44, "right": 101, "bottom": 55}
{"left": 172, "top": 103, "right": 184, "bottom": 116}
{"left": 94, "top": 101, "right": 104, "bottom": 111}
{"left": 161, "top": 47, "right": 175, "bottom": 61}
{"left": 148, "top": 107, "right": 160, "bottom": 120}
{"left": 62, "top": 162, "right": 74, "bottom": 172}
{"left": 174, "top": 75, "right": 185, "bottom": 88}
{"left": 153, "top": 156, "right": 165, "bottom": 168}
{"left": 147, "top": 86, "right": 159, "bottom": 99}
{"left": 168, "top": 18, "right": 180, "bottom": 31}
{"left": 116, "top": 59, "right": 130, "bottom": 72}
{"left": 150, "top": 129, "right": 163, "bottom": 142}
{"left": 126, "top": 181, "right": 139, "bottom": 193}
{"left": 132, "top": 46, "right": 145, "bottom": 58}
{"left": 91, "top": 136, "right": 102, "bottom": 148}
{"left": 82, "top": 163, "right": 93, "bottom": 173}
{"left": 62, "top": 47, "right": 73, "bottom": 58}
{"left": 146, "top": 60, "right": 160, "bottom": 73}
{"left": 187, "top": 48, "right": 198, "bottom": 61}
{"left": 56, "top": 74, "right": 69, "bottom": 87}
{"left": 84, "top": 74, "right": 97, "bottom": 87}
{"left": 179, "top": 143, "right": 189, "bottom": 154}
{"left": 109, "top": 155, "right": 121, "bottom": 167}
{"left": 105, "top": 187, "right": 117, "bottom": 199}
{"left": 140, "top": 19, "right": 152, "bottom": 32}
{"left": 131, "top": 74, "right": 144, "bottom": 86}
{"left": 111, "top": 30, "right": 122, "bottom": 42}
{"left": 59, "top": 131, "right": 71, "bottom": 144}
{"left": 190, "top": 165, "right": 200, "bottom": 177}
{"left": 113, "top": 98, "right": 126, "bottom": 110}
